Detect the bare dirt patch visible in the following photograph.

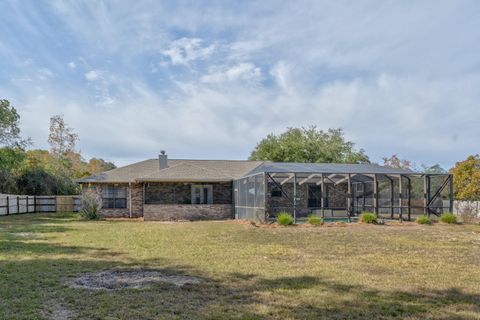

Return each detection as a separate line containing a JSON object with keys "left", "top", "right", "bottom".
{"left": 68, "top": 269, "right": 201, "bottom": 290}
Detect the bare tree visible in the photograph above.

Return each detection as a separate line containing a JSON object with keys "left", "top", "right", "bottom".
{"left": 382, "top": 154, "right": 411, "bottom": 170}
{"left": 48, "top": 115, "right": 79, "bottom": 155}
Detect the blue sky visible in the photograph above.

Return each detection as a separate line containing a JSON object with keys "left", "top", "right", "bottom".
{"left": 0, "top": 1, "right": 479, "bottom": 168}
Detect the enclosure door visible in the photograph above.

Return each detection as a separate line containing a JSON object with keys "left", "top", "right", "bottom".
{"left": 308, "top": 185, "right": 322, "bottom": 208}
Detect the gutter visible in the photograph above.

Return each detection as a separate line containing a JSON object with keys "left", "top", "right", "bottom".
{"left": 135, "top": 178, "right": 234, "bottom": 183}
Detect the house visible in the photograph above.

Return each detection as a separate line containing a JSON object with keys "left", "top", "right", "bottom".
{"left": 78, "top": 152, "right": 453, "bottom": 222}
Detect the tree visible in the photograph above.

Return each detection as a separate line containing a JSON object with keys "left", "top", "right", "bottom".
{"left": 15, "top": 168, "right": 61, "bottom": 195}
{"left": 47, "top": 115, "right": 83, "bottom": 193}
{"left": 450, "top": 155, "right": 480, "bottom": 201}
{"left": 87, "top": 158, "right": 116, "bottom": 174}
{"left": 23, "top": 149, "right": 55, "bottom": 172}
{"left": 48, "top": 115, "right": 79, "bottom": 155}
{"left": 0, "top": 99, "right": 29, "bottom": 147}
{"left": 0, "top": 147, "right": 25, "bottom": 193}
{"left": 382, "top": 155, "right": 446, "bottom": 174}
{"left": 249, "top": 127, "right": 369, "bottom": 163}
{"left": 423, "top": 164, "right": 447, "bottom": 174}
{"left": 0, "top": 108, "right": 114, "bottom": 195}
{"left": 382, "top": 155, "right": 411, "bottom": 169}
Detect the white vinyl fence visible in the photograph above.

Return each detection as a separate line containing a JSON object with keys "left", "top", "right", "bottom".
{"left": 453, "top": 200, "right": 480, "bottom": 217}
{"left": 0, "top": 194, "right": 80, "bottom": 216}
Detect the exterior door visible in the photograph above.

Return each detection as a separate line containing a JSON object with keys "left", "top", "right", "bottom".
{"left": 191, "top": 185, "right": 213, "bottom": 204}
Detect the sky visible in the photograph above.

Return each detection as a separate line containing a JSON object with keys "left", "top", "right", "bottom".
{"left": 0, "top": 1, "right": 479, "bottom": 168}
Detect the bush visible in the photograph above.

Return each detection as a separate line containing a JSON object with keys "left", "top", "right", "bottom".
{"left": 277, "top": 212, "right": 294, "bottom": 226}
{"left": 440, "top": 213, "right": 457, "bottom": 224}
{"left": 80, "top": 190, "right": 103, "bottom": 220}
{"left": 307, "top": 214, "right": 323, "bottom": 226}
{"left": 416, "top": 215, "right": 432, "bottom": 225}
{"left": 360, "top": 212, "right": 377, "bottom": 224}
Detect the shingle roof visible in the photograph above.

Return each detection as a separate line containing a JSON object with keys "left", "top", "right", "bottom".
{"left": 77, "top": 159, "right": 264, "bottom": 183}
{"left": 77, "top": 158, "right": 417, "bottom": 184}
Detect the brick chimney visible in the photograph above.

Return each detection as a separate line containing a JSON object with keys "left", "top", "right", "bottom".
{"left": 159, "top": 150, "right": 168, "bottom": 170}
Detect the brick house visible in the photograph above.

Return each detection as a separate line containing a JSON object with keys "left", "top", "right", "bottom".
{"left": 78, "top": 152, "right": 263, "bottom": 221}
{"left": 78, "top": 152, "right": 448, "bottom": 222}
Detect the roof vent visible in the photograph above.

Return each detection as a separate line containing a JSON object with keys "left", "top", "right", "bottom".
{"left": 159, "top": 151, "right": 168, "bottom": 170}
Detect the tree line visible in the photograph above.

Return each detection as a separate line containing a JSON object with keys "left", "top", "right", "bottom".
{"left": 0, "top": 99, "right": 115, "bottom": 195}
{"left": 1, "top": 99, "right": 478, "bottom": 200}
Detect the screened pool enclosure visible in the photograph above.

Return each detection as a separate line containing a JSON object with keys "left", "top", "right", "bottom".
{"left": 234, "top": 162, "right": 453, "bottom": 223}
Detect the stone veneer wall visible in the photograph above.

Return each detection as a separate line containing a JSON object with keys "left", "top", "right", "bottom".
{"left": 144, "top": 204, "right": 233, "bottom": 221}
{"left": 144, "top": 182, "right": 232, "bottom": 205}
{"left": 81, "top": 183, "right": 143, "bottom": 218}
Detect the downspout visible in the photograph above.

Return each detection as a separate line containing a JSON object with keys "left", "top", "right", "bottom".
{"left": 143, "top": 182, "right": 145, "bottom": 216}
{"left": 293, "top": 173, "right": 297, "bottom": 224}
{"left": 129, "top": 182, "right": 132, "bottom": 218}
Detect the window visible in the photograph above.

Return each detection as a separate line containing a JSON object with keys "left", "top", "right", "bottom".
{"left": 191, "top": 185, "right": 213, "bottom": 204}
{"left": 82, "top": 184, "right": 97, "bottom": 192}
{"left": 271, "top": 185, "right": 282, "bottom": 197}
{"left": 355, "top": 183, "right": 364, "bottom": 194}
{"left": 102, "top": 185, "right": 127, "bottom": 209}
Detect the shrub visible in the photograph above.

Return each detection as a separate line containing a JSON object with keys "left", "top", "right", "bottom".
{"left": 416, "top": 215, "right": 432, "bottom": 225}
{"left": 440, "top": 213, "right": 457, "bottom": 224}
{"left": 277, "top": 212, "right": 294, "bottom": 226}
{"left": 360, "top": 212, "right": 377, "bottom": 224}
{"left": 80, "top": 190, "right": 103, "bottom": 220}
{"left": 307, "top": 214, "right": 323, "bottom": 226}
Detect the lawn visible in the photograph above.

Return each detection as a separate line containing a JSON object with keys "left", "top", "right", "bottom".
{"left": 0, "top": 213, "right": 479, "bottom": 319}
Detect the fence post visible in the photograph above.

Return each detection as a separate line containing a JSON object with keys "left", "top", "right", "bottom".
{"left": 6, "top": 196, "right": 9, "bottom": 215}
{"left": 33, "top": 196, "right": 36, "bottom": 213}
{"left": 17, "top": 196, "right": 20, "bottom": 215}
{"left": 26, "top": 197, "right": 29, "bottom": 213}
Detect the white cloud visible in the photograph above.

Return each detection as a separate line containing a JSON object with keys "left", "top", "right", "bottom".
{"left": 84, "top": 70, "right": 100, "bottom": 81}
{"left": 201, "top": 62, "right": 261, "bottom": 84}
{"left": 37, "top": 68, "right": 54, "bottom": 80}
{"left": 20, "top": 58, "right": 34, "bottom": 67}
{"left": 68, "top": 61, "right": 76, "bottom": 69}
{"left": 161, "top": 37, "right": 215, "bottom": 65}
{"left": 270, "top": 61, "right": 292, "bottom": 92}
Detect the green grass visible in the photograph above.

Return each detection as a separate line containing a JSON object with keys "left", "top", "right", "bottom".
{"left": 307, "top": 214, "right": 323, "bottom": 226}
{"left": 440, "top": 213, "right": 458, "bottom": 224}
{"left": 276, "top": 211, "right": 293, "bottom": 225}
{"left": 1, "top": 213, "right": 480, "bottom": 319}
{"left": 416, "top": 214, "right": 433, "bottom": 225}
{"left": 360, "top": 212, "right": 378, "bottom": 224}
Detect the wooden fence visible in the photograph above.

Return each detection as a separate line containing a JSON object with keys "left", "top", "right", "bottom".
{"left": 0, "top": 194, "right": 80, "bottom": 216}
